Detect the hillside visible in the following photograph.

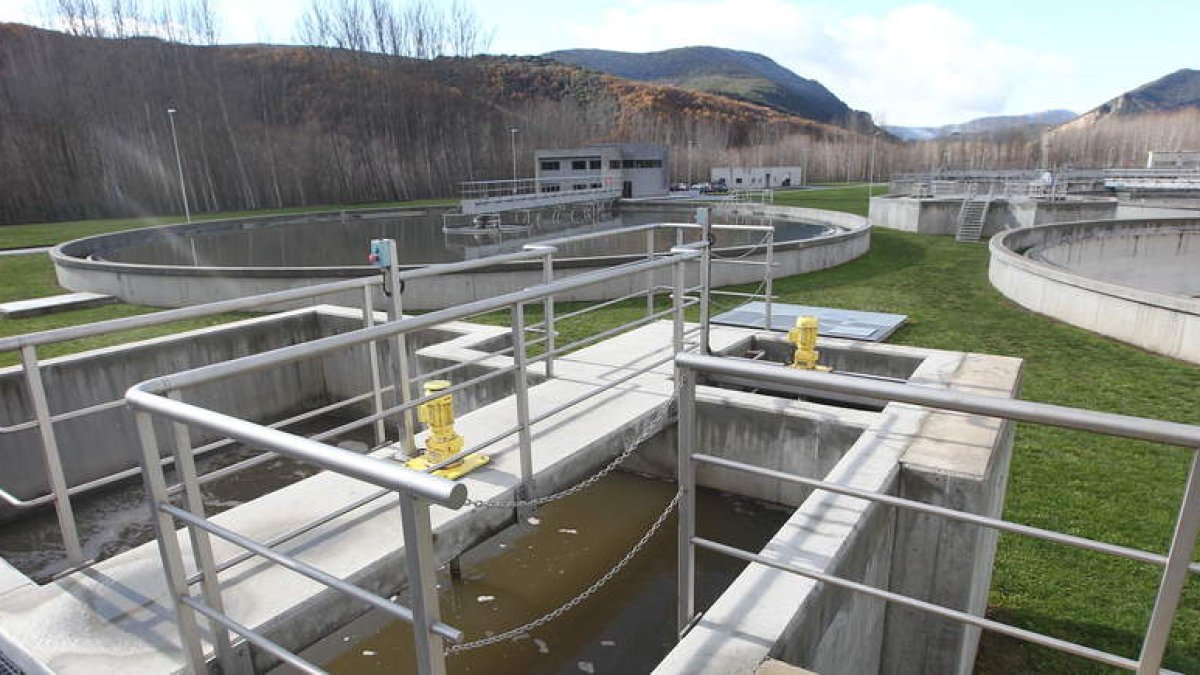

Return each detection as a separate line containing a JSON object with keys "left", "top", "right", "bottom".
{"left": 545, "top": 46, "right": 873, "bottom": 129}
{"left": 1064, "top": 68, "right": 1200, "bottom": 128}
{"left": 886, "top": 109, "right": 1076, "bottom": 141}
{"left": 0, "top": 24, "right": 853, "bottom": 225}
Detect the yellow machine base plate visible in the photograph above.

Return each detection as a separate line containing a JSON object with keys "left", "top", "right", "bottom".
{"left": 406, "top": 452, "right": 490, "bottom": 480}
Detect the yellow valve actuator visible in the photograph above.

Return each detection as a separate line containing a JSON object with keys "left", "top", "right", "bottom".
{"left": 787, "top": 316, "right": 830, "bottom": 372}
{"left": 406, "top": 380, "right": 489, "bottom": 479}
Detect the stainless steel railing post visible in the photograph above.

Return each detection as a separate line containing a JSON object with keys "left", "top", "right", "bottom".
{"left": 384, "top": 240, "right": 417, "bottom": 456}
{"left": 134, "top": 410, "right": 206, "bottom": 673}
{"left": 20, "top": 345, "right": 83, "bottom": 564}
{"left": 672, "top": 257, "right": 686, "bottom": 355}
{"left": 511, "top": 303, "right": 534, "bottom": 504}
{"left": 698, "top": 209, "right": 711, "bottom": 355}
{"left": 541, "top": 249, "right": 556, "bottom": 379}
{"left": 363, "top": 285, "right": 387, "bottom": 446}
{"left": 398, "top": 493, "right": 447, "bottom": 675}
{"left": 1136, "top": 448, "right": 1200, "bottom": 674}
{"left": 167, "top": 390, "right": 238, "bottom": 673}
{"left": 676, "top": 365, "right": 697, "bottom": 638}
{"left": 645, "top": 228, "right": 656, "bottom": 318}
{"left": 764, "top": 229, "right": 775, "bottom": 330}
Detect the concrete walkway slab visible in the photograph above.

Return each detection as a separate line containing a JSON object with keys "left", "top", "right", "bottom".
{"left": 0, "top": 292, "right": 115, "bottom": 318}
{"left": 0, "top": 320, "right": 751, "bottom": 673}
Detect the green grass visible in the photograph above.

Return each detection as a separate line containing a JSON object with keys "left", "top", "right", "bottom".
{"left": 2, "top": 187, "right": 1197, "bottom": 670}
{"left": 774, "top": 183, "right": 880, "bottom": 215}
{"left": 767, "top": 228, "right": 1199, "bottom": 673}
{"left": 0, "top": 198, "right": 452, "bottom": 365}
{"left": 0, "top": 198, "right": 453, "bottom": 250}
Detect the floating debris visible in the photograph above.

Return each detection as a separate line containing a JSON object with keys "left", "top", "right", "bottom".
{"left": 557, "top": 528, "right": 578, "bottom": 535}
{"left": 527, "top": 516, "right": 541, "bottom": 526}
{"left": 477, "top": 595, "right": 496, "bottom": 603}
{"left": 578, "top": 661, "right": 595, "bottom": 673}
{"left": 533, "top": 638, "right": 550, "bottom": 654}
{"left": 362, "top": 650, "right": 376, "bottom": 656}
{"left": 601, "top": 639, "right": 616, "bottom": 647}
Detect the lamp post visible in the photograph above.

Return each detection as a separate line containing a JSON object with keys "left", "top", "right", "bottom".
{"left": 509, "top": 127, "right": 519, "bottom": 195}
{"left": 687, "top": 139, "right": 695, "bottom": 188}
{"left": 867, "top": 130, "right": 880, "bottom": 202}
{"left": 166, "top": 108, "right": 190, "bottom": 223}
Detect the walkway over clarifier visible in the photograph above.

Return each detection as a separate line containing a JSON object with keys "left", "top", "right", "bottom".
{"left": 0, "top": 320, "right": 745, "bottom": 673}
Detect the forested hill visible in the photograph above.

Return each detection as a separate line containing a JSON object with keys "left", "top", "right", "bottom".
{"left": 545, "top": 46, "right": 873, "bottom": 129}
{"left": 0, "top": 24, "right": 850, "bottom": 225}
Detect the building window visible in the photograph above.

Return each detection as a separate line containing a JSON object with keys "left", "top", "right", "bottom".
{"left": 542, "top": 184, "right": 561, "bottom": 192}
{"left": 736, "top": 177, "right": 743, "bottom": 184}
{"left": 589, "top": 159, "right": 601, "bottom": 170}
{"left": 609, "top": 160, "right": 621, "bottom": 169}
{"left": 540, "top": 160, "right": 560, "bottom": 171}
{"left": 590, "top": 182, "right": 601, "bottom": 188}
{"left": 572, "top": 160, "right": 587, "bottom": 170}
{"left": 572, "top": 183, "right": 588, "bottom": 190}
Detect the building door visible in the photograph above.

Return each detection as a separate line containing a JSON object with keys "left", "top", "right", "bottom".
{"left": 765, "top": 172, "right": 771, "bottom": 188}
{"left": 623, "top": 181, "right": 633, "bottom": 198}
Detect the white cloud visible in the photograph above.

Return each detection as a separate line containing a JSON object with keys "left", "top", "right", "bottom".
{"left": 560, "top": 1, "right": 1075, "bottom": 126}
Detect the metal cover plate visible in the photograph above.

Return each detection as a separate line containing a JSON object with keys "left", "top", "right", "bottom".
{"left": 711, "top": 302, "right": 907, "bottom": 342}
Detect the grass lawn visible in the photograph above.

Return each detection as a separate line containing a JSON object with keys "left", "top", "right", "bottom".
{"left": 0, "top": 198, "right": 453, "bottom": 250}
{"left": 0, "top": 198, "right": 451, "bottom": 366}
{"left": 1, "top": 187, "right": 1197, "bottom": 670}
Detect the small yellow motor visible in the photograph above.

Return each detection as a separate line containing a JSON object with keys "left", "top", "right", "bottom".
{"left": 787, "top": 316, "right": 831, "bottom": 372}
{"left": 406, "top": 380, "right": 489, "bottom": 479}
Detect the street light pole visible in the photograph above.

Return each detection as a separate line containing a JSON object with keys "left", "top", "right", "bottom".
{"left": 509, "top": 127, "right": 519, "bottom": 195}
{"left": 687, "top": 139, "right": 695, "bottom": 187}
{"left": 166, "top": 108, "right": 190, "bottom": 224}
{"left": 868, "top": 131, "right": 879, "bottom": 202}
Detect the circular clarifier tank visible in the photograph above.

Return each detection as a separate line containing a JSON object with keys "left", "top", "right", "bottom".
{"left": 990, "top": 217, "right": 1200, "bottom": 364}
{"left": 52, "top": 203, "right": 870, "bottom": 310}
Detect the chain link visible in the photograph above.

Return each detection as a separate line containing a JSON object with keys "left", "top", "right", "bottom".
{"left": 464, "top": 407, "right": 668, "bottom": 509}
{"left": 446, "top": 490, "right": 682, "bottom": 655}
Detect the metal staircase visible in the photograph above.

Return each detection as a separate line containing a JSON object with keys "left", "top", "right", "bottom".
{"left": 955, "top": 186, "right": 991, "bottom": 242}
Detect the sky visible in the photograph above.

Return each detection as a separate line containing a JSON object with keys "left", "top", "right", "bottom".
{"left": 0, "top": 0, "right": 1196, "bottom": 126}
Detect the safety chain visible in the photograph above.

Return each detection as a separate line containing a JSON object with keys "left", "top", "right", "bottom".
{"left": 446, "top": 490, "right": 682, "bottom": 655}
{"left": 464, "top": 407, "right": 668, "bottom": 509}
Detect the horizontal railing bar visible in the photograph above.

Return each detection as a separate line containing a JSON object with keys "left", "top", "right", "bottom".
{"left": 708, "top": 291, "right": 777, "bottom": 299}
{"left": 710, "top": 259, "right": 775, "bottom": 267}
{"left": 191, "top": 487, "right": 393, "bottom": 583}
{"left": 527, "top": 351, "right": 676, "bottom": 428}
{"left": 0, "top": 419, "right": 38, "bottom": 434}
{"left": 181, "top": 596, "right": 324, "bottom": 675}
{"left": 541, "top": 287, "right": 663, "bottom": 325}
{"left": 162, "top": 503, "right": 463, "bottom": 642}
{"left": 414, "top": 346, "right": 518, "bottom": 383}
{"left": 692, "top": 453, "right": 1200, "bottom": 574}
{"left": 676, "top": 354, "right": 1200, "bottom": 448}
{"left": 674, "top": 222, "right": 777, "bottom": 233}
{"left": 533, "top": 301, "right": 696, "bottom": 361}
{"left": 0, "top": 276, "right": 382, "bottom": 352}
{"left": 188, "top": 390, "right": 380, "bottom": 459}
{"left": 397, "top": 248, "right": 544, "bottom": 280}
{"left": 135, "top": 251, "right": 699, "bottom": 394}
{"left": 691, "top": 537, "right": 1141, "bottom": 671}
{"left": 128, "top": 389, "right": 465, "bottom": 508}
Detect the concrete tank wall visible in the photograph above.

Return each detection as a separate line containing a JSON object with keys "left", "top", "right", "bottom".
{"left": 990, "top": 218, "right": 1200, "bottom": 365}
{"left": 0, "top": 307, "right": 508, "bottom": 510}
{"left": 870, "top": 195, "right": 1118, "bottom": 237}
{"left": 51, "top": 205, "right": 870, "bottom": 311}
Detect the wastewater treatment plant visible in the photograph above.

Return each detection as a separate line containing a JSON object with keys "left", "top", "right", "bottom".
{"left": 0, "top": 176, "right": 1199, "bottom": 675}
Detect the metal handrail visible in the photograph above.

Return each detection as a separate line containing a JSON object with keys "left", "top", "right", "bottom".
{"left": 127, "top": 388, "right": 465, "bottom": 508}
{"left": 674, "top": 353, "right": 1200, "bottom": 675}
{"left": 128, "top": 238, "right": 708, "bottom": 674}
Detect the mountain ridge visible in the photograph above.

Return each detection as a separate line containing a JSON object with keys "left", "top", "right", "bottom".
{"left": 885, "top": 109, "right": 1077, "bottom": 141}
{"left": 544, "top": 46, "right": 874, "bottom": 129}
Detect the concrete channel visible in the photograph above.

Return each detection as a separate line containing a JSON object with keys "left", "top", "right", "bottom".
{"left": 0, "top": 316, "right": 1020, "bottom": 674}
